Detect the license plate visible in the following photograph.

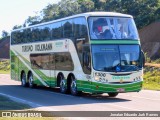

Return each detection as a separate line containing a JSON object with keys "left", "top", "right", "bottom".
{"left": 117, "top": 88, "right": 125, "bottom": 92}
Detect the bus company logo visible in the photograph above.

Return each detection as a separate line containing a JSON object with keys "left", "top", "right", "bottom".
{"left": 116, "top": 66, "right": 121, "bottom": 72}
{"left": 2, "top": 112, "right": 11, "bottom": 117}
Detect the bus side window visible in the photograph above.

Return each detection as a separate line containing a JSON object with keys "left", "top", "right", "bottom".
{"left": 51, "top": 22, "right": 62, "bottom": 40}
{"left": 63, "top": 20, "right": 73, "bottom": 38}
{"left": 73, "top": 17, "right": 88, "bottom": 41}
{"left": 30, "top": 54, "right": 42, "bottom": 69}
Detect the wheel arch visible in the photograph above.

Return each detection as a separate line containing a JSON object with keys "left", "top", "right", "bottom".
{"left": 27, "top": 70, "right": 32, "bottom": 81}
{"left": 20, "top": 70, "right": 26, "bottom": 81}
{"left": 67, "top": 73, "right": 75, "bottom": 91}
{"left": 57, "top": 72, "right": 64, "bottom": 87}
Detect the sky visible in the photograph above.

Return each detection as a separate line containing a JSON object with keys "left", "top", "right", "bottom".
{"left": 0, "top": 0, "right": 60, "bottom": 37}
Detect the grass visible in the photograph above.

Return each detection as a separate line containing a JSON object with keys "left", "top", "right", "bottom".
{"left": 0, "top": 59, "right": 10, "bottom": 74}
{"left": 143, "top": 66, "right": 160, "bottom": 90}
{"left": 0, "top": 70, "right": 10, "bottom": 74}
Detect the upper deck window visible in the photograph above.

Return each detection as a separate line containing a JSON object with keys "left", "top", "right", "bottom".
{"left": 88, "top": 17, "right": 139, "bottom": 40}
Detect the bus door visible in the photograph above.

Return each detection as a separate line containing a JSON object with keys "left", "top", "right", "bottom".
{"left": 82, "top": 45, "right": 92, "bottom": 89}
{"left": 82, "top": 45, "right": 91, "bottom": 74}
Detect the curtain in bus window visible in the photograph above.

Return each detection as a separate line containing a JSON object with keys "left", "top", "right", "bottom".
{"left": 49, "top": 54, "right": 55, "bottom": 70}
{"left": 55, "top": 52, "right": 74, "bottom": 71}
{"left": 41, "top": 54, "right": 50, "bottom": 70}
{"left": 30, "top": 54, "right": 42, "bottom": 69}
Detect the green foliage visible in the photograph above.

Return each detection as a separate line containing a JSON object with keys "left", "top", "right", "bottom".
{"left": 144, "top": 53, "right": 151, "bottom": 63}
{"left": 144, "top": 52, "right": 160, "bottom": 63}
{"left": 12, "top": 25, "right": 23, "bottom": 30}
{"left": 105, "top": 0, "right": 160, "bottom": 29}
{"left": 0, "top": 59, "right": 10, "bottom": 74}
{"left": 22, "top": 0, "right": 160, "bottom": 29}
{"left": 143, "top": 66, "right": 160, "bottom": 90}
{"left": 1, "top": 30, "right": 9, "bottom": 38}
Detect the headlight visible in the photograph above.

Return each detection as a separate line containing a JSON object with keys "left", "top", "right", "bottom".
{"left": 95, "top": 76, "right": 99, "bottom": 81}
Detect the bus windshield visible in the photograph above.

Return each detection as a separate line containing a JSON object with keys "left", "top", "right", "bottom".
{"left": 92, "top": 45, "right": 142, "bottom": 72}
{"left": 88, "top": 17, "right": 139, "bottom": 40}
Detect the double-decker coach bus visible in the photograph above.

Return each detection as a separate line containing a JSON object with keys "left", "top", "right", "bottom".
{"left": 10, "top": 12, "right": 145, "bottom": 97}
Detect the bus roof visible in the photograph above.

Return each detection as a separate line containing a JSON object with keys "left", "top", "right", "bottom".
{"left": 11, "top": 12, "right": 133, "bottom": 32}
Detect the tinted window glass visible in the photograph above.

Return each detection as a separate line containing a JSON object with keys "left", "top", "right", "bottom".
{"left": 73, "top": 17, "right": 88, "bottom": 38}
{"left": 41, "top": 54, "right": 50, "bottom": 69}
{"left": 51, "top": 22, "right": 62, "bottom": 39}
{"left": 49, "top": 54, "right": 55, "bottom": 70}
{"left": 55, "top": 52, "right": 74, "bottom": 71}
{"left": 30, "top": 54, "right": 42, "bottom": 69}
{"left": 88, "top": 17, "right": 139, "bottom": 40}
{"left": 30, "top": 53, "right": 73, "bottom": 71}
{"left": 39, "top": 25, "right": 51, "bottom": 41}
{"left": 23, "top": 28, "right": 32, "bottom": 43}
{"left": 32, "top": 27, "right": 41, "bottom": 42}
{"left": 63, "top": 20, "right": 73, "bottom": 38}
{"left": 13, "top": 31, "right": 23, "bottom": 44}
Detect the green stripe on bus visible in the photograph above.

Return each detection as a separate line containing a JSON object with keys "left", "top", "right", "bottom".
{"left": 90, "top": 40, "right": 140, "bottom": 44}
{"left": 77, "top": 80, "right": 142, "bottom": 93}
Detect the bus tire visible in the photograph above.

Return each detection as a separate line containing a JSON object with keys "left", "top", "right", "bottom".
{"left": 108, "top": 93, "right": 118, "bottom": 97}
{"left": 21, "top": 72, "right": 27, "bottom": 87}
{"left": 70, "top": 76, "right": 81, "bottom": 96}
{"left": 59, "top": 75, "right": 67, "bottom": 94}
{"left": 28, "top": 73, "right": 34, "bottom": 88}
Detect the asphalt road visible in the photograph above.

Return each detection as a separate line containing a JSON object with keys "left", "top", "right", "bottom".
{"left": 0, "top": 74, "right": 160, "bottom": 119}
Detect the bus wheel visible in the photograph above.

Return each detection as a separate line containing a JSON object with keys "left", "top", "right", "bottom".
{"left": 59, "top": 75, "right": 67, "bottom": 94}
{"left": 108, "top": 93, "right": 118, "bottom": 97}
{"left": 28, "top": 73, "right": 34, "bottom": 88}
{"left": 21, "top": 72, "right": 27, "bottom": 87}
{"left": 70, "top": 76, "right": 80, "bottom": 96}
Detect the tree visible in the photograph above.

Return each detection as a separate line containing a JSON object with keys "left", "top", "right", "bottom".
{"left": 105, "top": 0, "right": 160, "bottom": 29}
{"left": 25, "top": 15, "right": 41, "bottom": 26}
{"left": 41, "top": 4, "right": 60, "bottom": 22}
{"left": 78, "top": 0, "right": 94, "bottom": 13}
{"left": 91, "top": 0, "right": 106, "bottom": 11}
{"left": 12, "top": 25, "right": 23, "bottom": 30}
{"left": 1, "top": 30, "right": 9, "bottom": 38}
{"left": 10, "top": 0, "right": 160, "bottom": 31}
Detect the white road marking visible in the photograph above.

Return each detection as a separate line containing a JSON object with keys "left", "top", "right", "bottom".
{"left": 0, "top": 92, "right": 87, "bottom": 120}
